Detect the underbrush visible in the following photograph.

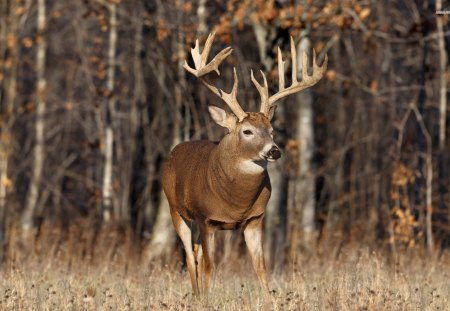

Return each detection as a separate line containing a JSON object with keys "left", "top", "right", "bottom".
{"left": 0, "top": 244, "right": 448, "bottom": 310}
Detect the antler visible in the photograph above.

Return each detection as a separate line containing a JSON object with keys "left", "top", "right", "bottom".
{"left": 252, "top": 37, "right": 328, "bottom": 116}
{"left": 184, "top": 33, "right": 248, "bottom": 121}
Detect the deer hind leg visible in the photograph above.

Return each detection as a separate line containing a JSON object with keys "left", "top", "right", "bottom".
{"left": 169, "top": 206, "right": 199, "bottom": 296}
{"left": 244, "top": 216, "right": 271, "bottom": 302}
{"left": 193, "top": 232, "right": 203, "bottom": 295}
{"left": 198, "top": 222, "right": 215, "bottom": 298}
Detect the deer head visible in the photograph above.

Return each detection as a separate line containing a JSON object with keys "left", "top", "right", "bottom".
{"left": 184, "top": 33, "right": 327, "bottom": 173}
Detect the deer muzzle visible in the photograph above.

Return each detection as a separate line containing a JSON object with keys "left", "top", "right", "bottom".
{"left": 267, "top": 145, "right": 281, "bottom": 161}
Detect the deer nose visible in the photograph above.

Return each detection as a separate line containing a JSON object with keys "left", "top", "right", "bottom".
{"left": 267, "top": 145, "right": 281, "bottom": 160}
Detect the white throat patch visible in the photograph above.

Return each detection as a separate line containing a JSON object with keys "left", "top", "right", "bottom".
{"left": 238, "top": 159, "right": 266, "bottom": 174}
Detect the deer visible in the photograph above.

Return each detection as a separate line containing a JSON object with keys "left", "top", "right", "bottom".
{"left": 162, "top": 33, "right": 327, "bottom": 302}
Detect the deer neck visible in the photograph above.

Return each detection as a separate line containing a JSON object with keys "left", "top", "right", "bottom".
{"left": 207, "top": 136, "right": 266, "bottom": 207}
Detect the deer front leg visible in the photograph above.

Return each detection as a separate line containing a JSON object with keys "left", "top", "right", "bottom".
{"left": 199, "top": 222, "right": 215, "bottom": 298}
{"left": 244, "top": 215, "right": 271, "bottom": 302}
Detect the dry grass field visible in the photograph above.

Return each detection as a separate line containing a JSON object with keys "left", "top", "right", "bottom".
{"left": 0, "top": 245, "right": 449, "bottom": 311}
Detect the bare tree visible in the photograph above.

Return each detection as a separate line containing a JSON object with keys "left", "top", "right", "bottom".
{"left": 101, "top": 1, "right": 118, "bottom": 222}
{"left": 0, "top": 0, "right": 21, "bottom": 260}
{"left": 296, "top": 34, "right": 316, "bottom": 247}
{"left": 22, "top": 0, "right": 47, "bottom": 240}
{"left": 287, "top": 33, "right": 317, "bottom": 262}
{"left": 197, "top": 0, "right": 208, "bottom": 36}
{"left": 435, "top": 0, "right": 449, "bottom": 227}
{"left": 436, "top": 0, "right": 447, "bottom": 151}
{"left": 144, "top": 0, "right": 181, "bottom": 261}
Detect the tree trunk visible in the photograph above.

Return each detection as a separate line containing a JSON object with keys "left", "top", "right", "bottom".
{"left": 416, "top": 7, "right": 430, "bottom": 250}
{"left": 102, "top": 2, "right": 118, "bottom": 222}
{"left": 197, "top": 0, "right": 207, "bottom": 36}
{"left": 294, "top": 35, "right": 316, "bottom": 251}
{"left": 139, "top": 66, "right": 163, "bottom": 237}
{"left": 436, "top": 0, "right": 449, "bottom": 227}
{"left": 322, "top": 38, "right": 345, "bottom": 253}
{"left": 144, "top": 0, "right": 182, "bottom": 261}
{"left": 436, "top": 0, "right": 447, "bottom": 151}
{"left": 116, "top": 3, "right": 142, "bottom": 223}
{"left": 265, "top": 143, "right": 287, "bottom": 269}
{"left": 22, "top": 0, "right": 47, "bottom": 241}
{"left": 0, "top": 0, "right": 20, "bottom": 261}
{"left": 412, "top": 107, "right": 434, "bottom": 252}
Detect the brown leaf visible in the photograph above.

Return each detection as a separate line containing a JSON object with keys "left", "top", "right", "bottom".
{"left": 359, "top": 8, "right": 371, "bottom": 20}
{"left": 15, "top": 6, "right": 26, "bottom": 16}
{"left": 326, "top": 70, "right": 336, "bottom": 81}
{"left": 7, "top": 34, "right": 17, "bottom": 48}
{"left": 22, "top": 37, "right": 33, "bottom": 48}
{"left": 370, "top": 80, "right": 379, "bottom": 92}
{"left": 2, "top": 177, "right": 12, "bottom": 188}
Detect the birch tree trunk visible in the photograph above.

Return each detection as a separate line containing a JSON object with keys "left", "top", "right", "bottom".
{"left": 436, "top": 0, "right": 447, "bottom": 150}
{"left": 197, "top": 0, "right": 207, "bottom": 36}
{"left": 436, "top": 0, "right": 450, "bottom": 224}
{"left": 22, "top": 0, "right": 47, "bottom": 240}
{"left": 102, "top": 2, "right": 117, "bottom": 222}
{"left": 290, "top": 34, "right": 316, "bottom": 258}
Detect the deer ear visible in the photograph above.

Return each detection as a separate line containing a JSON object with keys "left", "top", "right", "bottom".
{"left": 208, "top": 105, "right": 237, "bottom": 132}
{"left": 267, "top": 105, "right": 277, "bottom": 121}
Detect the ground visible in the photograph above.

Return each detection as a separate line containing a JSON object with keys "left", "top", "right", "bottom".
{"left": 0, "top": 246, "right": 448, "bottom": 310}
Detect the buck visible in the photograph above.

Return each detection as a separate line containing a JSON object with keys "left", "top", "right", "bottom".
{"left": 163, "top": 33, "right": 327, "bottom": 301}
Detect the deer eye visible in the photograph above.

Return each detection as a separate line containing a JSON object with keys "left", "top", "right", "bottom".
{"left": 243, "top": 130, "right": 253, "bottom": 136}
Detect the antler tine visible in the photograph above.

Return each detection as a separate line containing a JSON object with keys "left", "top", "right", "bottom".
{"left": 184, "top": 33, "right": 248, "bottom": 121}
{"left": 213, "top": 67, "right": 247, "bottom": 120}
{"left": 251, "top": 70, "right": 270, "bottom": 115}
{"left": 268, "top": 36, "right": 328, "bottom": 106}
{"left": 201, "top": 33, "right": 214, "bottom": 68}
{"left": 278, "top": 47, "right": 285, "bottom": 92}
{"left": 291, "top": 37, "right": 298, "bottom": 84}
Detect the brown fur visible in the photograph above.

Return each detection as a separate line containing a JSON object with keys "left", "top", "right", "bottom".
{"left": 163, "top": 112, "right": 275, "bottom": 301}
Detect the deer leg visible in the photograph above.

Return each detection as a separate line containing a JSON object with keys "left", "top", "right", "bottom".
{"left": 194, "top": 234, "right": 203, "bottom": 294}
{"left": 199, "top": 222, "right": 215, "bottom": 298}
{"left": 169, "top": 206, "right": 199, "bottom": 296}
{"left": 244, "top": 216, "right": 271, "bottom": 302}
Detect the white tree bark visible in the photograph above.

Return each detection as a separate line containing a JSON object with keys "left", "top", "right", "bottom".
{"left": 102, "top": 2, "right": 117, "bottom": 222}
{"left": 22, "top": 0, "right": 46, "bottom": 236}
{"left": 197, "top": 0, "right": 207, "bottom": 36}
{"left": 436, "top": 0, "right": 447, "bottom": 151}
{"left": 294, "top": 35, "right": 316, "bottom": 247}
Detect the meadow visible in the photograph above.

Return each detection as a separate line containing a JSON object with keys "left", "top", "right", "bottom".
{"left": 1, "top": 244, "right": 448, "bottom": 310}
